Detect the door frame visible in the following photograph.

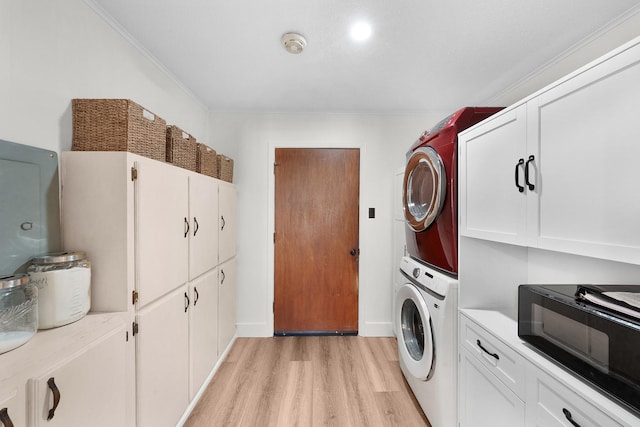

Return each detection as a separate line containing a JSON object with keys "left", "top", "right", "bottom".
{"left": 267, "top": 142, "right": 364, "bottom": 336}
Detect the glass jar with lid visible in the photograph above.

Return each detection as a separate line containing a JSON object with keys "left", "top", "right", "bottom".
{"left": 28, "top": 251, "right": 91, "bottom": 329}
{"left": 0, "top": 273, "right": 38, "bottom": 354}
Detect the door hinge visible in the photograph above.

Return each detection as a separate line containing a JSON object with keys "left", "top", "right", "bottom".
{"left": 131, "top": 166, "right": 138, "bottom": 181}
{"left": 132, "top": 322, "right": 139, "bottom": 337}
{"left": 132, "top": 290, "right": 139, "bottom": 305}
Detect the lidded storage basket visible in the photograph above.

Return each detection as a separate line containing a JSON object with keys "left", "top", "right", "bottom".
{"left": 166, "top": 125, "right": 197, "bottom": 172}
{"left": 217, "top": 154, "right": 234, "bottom": 183}
{"left": 72, "top": 99, "right": 167, "bottom": 162}
{"left": 196, "top": 143, "right": 218, "bottom": 178}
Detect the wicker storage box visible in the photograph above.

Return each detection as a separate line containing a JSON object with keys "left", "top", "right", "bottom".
{"left": 166, "top": 125, "right": 197, "bottom": 171}
{"left": 196, "top": 144, "right": 218, "bottom": 178}
{"left": 72, "top": 99, "right": 166, "bottom": 162}
{"left": 216, "top": 154, "right": 234, "bottom": 183}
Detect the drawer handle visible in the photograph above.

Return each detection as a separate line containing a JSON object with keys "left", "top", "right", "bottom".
{"left": 47, "top": 377, "right": 61, "bottom": 420}
{"left": 514, "top": 158, "right": 525, "bottom": 193}
{"left": 476, "top": 339, "right": 500, "bottom": 360}
{"left": 562, "top": 408, "right": 581, "bottom": 427}
{"left": 0, "top": 408, "right": 14, "bottom": 427}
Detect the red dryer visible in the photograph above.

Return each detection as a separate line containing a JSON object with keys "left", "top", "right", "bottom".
{"left": 403, "top": 107, "right": 503, "bottom": 277}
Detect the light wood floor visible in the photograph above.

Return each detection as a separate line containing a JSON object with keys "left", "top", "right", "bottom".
{"left": 185, "top": 336, "right": 431, "bottom": 426}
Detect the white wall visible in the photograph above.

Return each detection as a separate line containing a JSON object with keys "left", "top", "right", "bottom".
{"left": 209, "top": 112, "right": 447, "bottom": 336}
{"left": 0, "top": 0, "right": 209, "bottom": 154}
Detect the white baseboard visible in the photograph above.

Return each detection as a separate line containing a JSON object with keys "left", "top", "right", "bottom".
{"left": 236, "top": 322, "right": 272, "bottom": 337}
{"left": 359, "top": 321, "right": 394, "bottom": 337}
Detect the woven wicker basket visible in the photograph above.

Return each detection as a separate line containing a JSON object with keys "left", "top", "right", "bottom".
{"left": 217, "top": 154, "right": 234, "bottom": 183}
{"left": 196, "top": 144, "right": 218, "bottom": 178}
{"left": 166, "top": 126, "right": 197, "bottom": 172}
{"left": 72, "top": 99, "right": 167, "bottom": 162}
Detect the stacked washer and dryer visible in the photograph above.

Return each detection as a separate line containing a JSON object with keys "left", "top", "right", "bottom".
{"left": 396, "top": 107, "right": 502, "bottom": 426}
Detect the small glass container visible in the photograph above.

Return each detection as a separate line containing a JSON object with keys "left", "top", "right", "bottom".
{"left": 0, "top": 274, "right": 38, "bottom": 354}
{"left": 28, "top": 251, "right": 91, "bottom": 329}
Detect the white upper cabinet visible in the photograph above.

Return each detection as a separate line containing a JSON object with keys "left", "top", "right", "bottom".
{"left": 460, "top": 38, "right": 640, "bottom": 265}
{"left": 459, "top": 104, "right": 528, "bottom": 246}
{"left": 218, "top": 183, "right": 237, "bottom": 264}
{"left": 188, "top": 173, "right": 219, "bottom": 280}
{"left": 135, "top": 157, "right": 189, "bottom": 307}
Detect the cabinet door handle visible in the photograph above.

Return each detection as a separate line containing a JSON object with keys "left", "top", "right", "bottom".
{"left": 220, "top": 215, "right": 226, "bottom": 231}
{"left": 562, "top": 408, "right": 581, "bottom": 427}
{"left": 47, "top": 377, "right": 61, "bottom": 421}
{"left": 525, "top": 155, "right": 535, "bottom": 190}
{"left": 193, "top": 217, "right": 199, "bottom": 236}
{"left": 476, "top": 339, "right": 500, "bottom": 360}
{"left": 194, "top": 287, "right": 199, "bottom": 306}
{"left": 514, "top": 158, "right": 525, "bottom": 193}
{"left": 184, "top": 292, "right": 190, "bottom": 313}
{"left": 220, "top": 269, "right": 226, "bottom": 285}
{"left": 184, "top": 217, "right": 190, "bottom": 238}
{"left": 0, "top": 408, "right": 14, "bottom": 427}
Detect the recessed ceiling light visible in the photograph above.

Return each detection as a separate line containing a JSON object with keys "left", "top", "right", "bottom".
{"left": 350, "top": 21, "right": 372, "bottom": 42}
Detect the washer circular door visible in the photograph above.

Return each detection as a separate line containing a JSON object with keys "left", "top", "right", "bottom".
{"left": 403, "top": 146, "right": 446, "bottom": 232}
{"left": 396, "top": 283, "right": 434, "bottom": 381}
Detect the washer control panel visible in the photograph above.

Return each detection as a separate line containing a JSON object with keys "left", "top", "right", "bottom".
{"left": 400, "top": 256, "right": 456, "bottom": 298}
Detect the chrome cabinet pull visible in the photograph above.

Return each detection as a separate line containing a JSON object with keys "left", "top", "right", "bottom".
{"left": 47, "top": 377, "right": 61, "bottom": 420}
{"left": 514, "top": 158, "right": 525, "bottom": 193}
{"left": 476, "top": 339, "right": 499, "bottom": 360}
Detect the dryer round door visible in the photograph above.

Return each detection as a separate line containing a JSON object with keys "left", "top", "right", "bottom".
{"left": 403, "top": 146, "right": 446, "bottom": 232}
{"left": 396, "top": 283, "right": 434, "bottom": 381}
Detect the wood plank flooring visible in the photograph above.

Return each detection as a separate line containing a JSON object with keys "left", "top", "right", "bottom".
{"left": 185, "top": 337, "right": 431, "bottom": 426}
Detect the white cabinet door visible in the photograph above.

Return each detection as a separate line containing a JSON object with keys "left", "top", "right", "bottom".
{"left": 189, "top": 268, "right": 218, "bottom": 399}
{"left": 459, "top": 104, "right": 528, "bottom": 246}
{"left": 27, "top": 324, "right": 127, "bottom": 427}
{"left": 136, "top": 159, "right": 189, "bottom": 307}
{"left": 0, "top": 388, "right": 24, "bottom": 427}
{"left": 527, "top": 41, "right": 640, "bottom": 265}
{"left": 189, "top": 174, "right": 219, "bottom": 280}
{"left": 136, "top": 286, "right": 189, "bottom": 427}
{"left": 459, "top": 347, "right": 525, "bottom": 427}
{"left": 218, "top": 183, "right": 237, "bottom": 265}
{"left": 218, "top": 257, "right": 237, "bottom": 355}
{"left": 525, "top": 365, "right": 623, "bottom": 427}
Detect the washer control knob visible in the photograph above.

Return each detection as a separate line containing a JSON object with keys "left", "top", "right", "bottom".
{"left": 412, "top": 268, "right": 420, "bottom": 279}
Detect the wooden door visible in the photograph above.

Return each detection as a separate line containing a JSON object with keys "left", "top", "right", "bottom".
{"left": 274, "top": 148, "right": 359, "bottom": 334}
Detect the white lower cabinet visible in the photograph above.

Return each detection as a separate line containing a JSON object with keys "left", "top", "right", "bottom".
{"left": 136, "top": 286, "right": 190, "bottom": 427}
{"left": 0, "top": 314, "right": 130, "bottom": 427}
{"left": 28, "top": 325, "right": 128, "bottom": 426}
{"left": 525, "top": 365, "right": 622, "bottom": 427}
{"left": 460, "top": 348, "right": 525, "bottom": 427}
{"left": 189, "top": 269, "right": 219, "bottom": 399}
{"left": 460, "top": 310, "right": 640, "bottom": 427}
{"left": 0, "top": 387, "right": 24, "bottom": 427}
{"left": 218, "top": 258, "right": 237, "bottom": 356}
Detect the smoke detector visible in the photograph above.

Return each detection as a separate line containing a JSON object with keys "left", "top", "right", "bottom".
{"left": 281, "top": 32, "right": 307, "bottom": 54}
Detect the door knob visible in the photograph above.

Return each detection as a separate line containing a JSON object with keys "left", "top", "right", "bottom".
{"left": 350, "top": 248, "right": 360, "bottom": 256}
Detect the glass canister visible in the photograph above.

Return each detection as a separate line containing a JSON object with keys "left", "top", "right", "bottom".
{"left": 28, "top": 251, "right": 91, "bottom": 329}
{"left": 0, "top": 274, "right": 38, "bottom": 354}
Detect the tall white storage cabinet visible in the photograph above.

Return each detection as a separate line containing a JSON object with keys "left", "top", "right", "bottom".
{"left": 61, "top": 151, "right": 236, "bottom": 427}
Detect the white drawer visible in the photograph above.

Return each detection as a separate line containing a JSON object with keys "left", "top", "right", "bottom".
{"left": 460, "top": 313, "right": 527, "bottom": 399}
{"left": 526, "top": 364, "right": 624, "bottom": 427}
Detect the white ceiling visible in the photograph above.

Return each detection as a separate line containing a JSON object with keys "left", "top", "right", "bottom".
{"left": 88, "top": 0, "right": 640, "bottom": 113}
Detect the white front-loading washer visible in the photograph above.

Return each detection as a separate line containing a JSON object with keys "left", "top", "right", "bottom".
{"left": 396, "top": 256, "right": 458, "bottom": 427}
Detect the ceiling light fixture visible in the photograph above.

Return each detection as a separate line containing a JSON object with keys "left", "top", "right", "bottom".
{"left": 350, "top": 21, "right": 372, "bottom": 42}
{"left": 281, "top": 32, "right": 307, "bottom": 54}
